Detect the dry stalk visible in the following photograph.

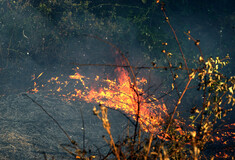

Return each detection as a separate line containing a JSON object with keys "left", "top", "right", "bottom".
{"left": 166, "top": 77, "right": 193, "bottom": 133}
{"left": 184, "top": 32, "right": 204, "bottom": 60}
{"left": 191, "top": 131, "right": 200, "bottom": 160}
{"left": 71, "top": 63, "right": 197, "bottom": 71}
{"left": 132, "top": 86, "right": 141, "bottom": 143}
{"left": 163, "top": 50, "right": 180, "bottom": 98}
{"left": 144, "top": 133, "right": 153, "bottom": 160}
{"left": 99, "top": 105, "right": 121, "bottom": 160}
{"left": 160, "top": 3, "right": 189, "bottom": 75}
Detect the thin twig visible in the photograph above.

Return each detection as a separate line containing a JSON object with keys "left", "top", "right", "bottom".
{"left": 70, "top": 62, "right": 197, "bottom": 71}
{"left": 88, "top": 3, "right": 142, "bottom": 11}
{"left": 132, "top": 86, "right": 140, "bottom": 143}
{"left": 144, "top": 133, "right": 153, "bottom": 160}
{"left": 184, "top": 32, "right": 204, "bottom": 60}
{"left": 60, "top": 144, "right": 77, "bottom": 157}
{"left": 80, "top": 108, "right": 85, "bottom": 152}
{"left": 6, "top": 32, "right": 13, "bottom": 68}
{"left": 160, "top": 3, "right": 189, "bottom": 75}
{"left": 165, "top": 77, "right": 192, "bottom": 133}
{"left": 105, "top": 106, "right": 135, "bottom": 126}
{"left": 163, "top": 51, "right": 180, "bottom": 98}
{"left": 42, "top": 151, "right": 47, "bottom": 160}
{"left": 79, "top": 34, "right": 136, "bottom": 84}
{"left": 22, "top": 94, "right": 75, "bottom": 145}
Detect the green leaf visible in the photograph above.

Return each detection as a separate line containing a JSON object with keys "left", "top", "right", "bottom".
{"left": 189, "top": 115, "right": 195, "bottom": 120}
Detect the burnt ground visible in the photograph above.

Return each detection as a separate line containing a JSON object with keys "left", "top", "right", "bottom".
{"left": 0, "top": 91, "right": 129, "bottom": 159}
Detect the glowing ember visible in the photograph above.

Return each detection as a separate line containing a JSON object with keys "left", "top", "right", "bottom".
{"left": 31, "top": 82, "right": 39, "bottom": 93}
{"left": 211, "top": 123, "right": 235, "bottom": 158}
{"left": 69, "top": 72, "right": 86, "bottom": 86}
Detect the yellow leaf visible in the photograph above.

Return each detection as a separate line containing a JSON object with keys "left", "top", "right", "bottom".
{"left": 228, "top": 98, "right": 231, "bottom": 104}
{"left": 199, "top": 56, "right": 204, "bottom": 62}
{"left": 168, "top": 52, "right": 173, "bottom": 57}
{"left": 189, "top": 72, "right": 196, "bottom": 79}
{"left": 171, "top": 83, "right": 174, "bottom": 90}
{"left": 174, "top": 74, "right": 178, "bottom": 79}
{"left": 189, "top": 115, "right": 195, "bottom": 120}
{"left": 229, "top": 87, "right": 233, "bottom": 94}
{"left": 151, "top": 152, "right": 158, "bottom": 155}
{"left": 207, "top": 101, "right": 211, "bottom": 106}
{"left": 37, "top": 72, "right": 44, "bottom": 79}
{"left": 218, "top": 100, "right": 222, "bottom": 105}
{"left": 208, "top": 69, "right": 213, "bottom": 74}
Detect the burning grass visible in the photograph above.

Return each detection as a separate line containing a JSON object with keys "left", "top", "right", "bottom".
{"left": 31, "top": 63, "right": 169, "bottom": 134}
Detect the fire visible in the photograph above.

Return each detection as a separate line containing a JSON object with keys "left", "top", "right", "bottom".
{"left": 31, "top": 82, "right": 39, "bottom": 93}
{"left": 30, "top": 65, "right": 168, "bottom": 133}
{"left": 212, "top": 123, "right": 235, "bottom": 158}
{"left": 29, "top": 61, "right": 234, "bottom": 158}
{"left": 69, "top": 72, "right": 86, "bottom": 86}
{"left": 28, "top": 54, "right": 234, "bottom": 160}
{"left": 66, "top": 67, "right": 168, "bottom": 133}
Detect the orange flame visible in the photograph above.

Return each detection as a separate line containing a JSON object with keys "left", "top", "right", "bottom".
{"left": 31, "top": 82, "right": 38, "bottom": 93}
{"left": 65, "top": 67, "right": 168, "bottom": 133}
{"left": 30, "top": 64, "right": 168, "bottom": 133}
